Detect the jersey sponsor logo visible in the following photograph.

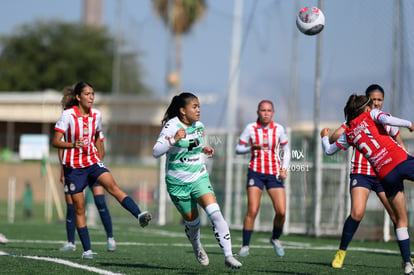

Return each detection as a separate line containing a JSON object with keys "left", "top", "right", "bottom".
{"left": 179, "top": 156, "right": 200, "bottom": 163}
{"left": 188, "top": 138, "right": 200, "bottom": 151}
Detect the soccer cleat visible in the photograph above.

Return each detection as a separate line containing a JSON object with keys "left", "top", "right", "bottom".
{"left": 331, "top": 249, "right": 346, "bottom": 268}
{"left": 236, "top": 246, "right": 250, "bottom": 257}
{"left": 404, "top": 262, "right": 414, "bottom": 275}
{"left": 82, "top": 250, "right": 95, "bottom": 259}
{"left": 194, "top": 246, "right": 209, "bottom": 266}
{"left": 270, "top": 238, "right": 285, "bottom": 257}
{"left": 107, "top": 237, "right": 116, "bottom": 252}
{"left": 225, "top": 255, "right": 242, "bottom": 269}
{"left": 60, "top": 242, "right": 76, "bottom": 251}
{"left": 138, "top": 211, "right": 152, "bottom": 228}
{"left": 0, "top": 233, "right": 8, "bottom": 244}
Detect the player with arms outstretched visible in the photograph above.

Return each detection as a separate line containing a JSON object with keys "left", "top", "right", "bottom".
{"left": 328, "top": 85, "right": 404, "bottom": 268}
{"left": 321, "top": 94, "right": 414, "bottom": 275}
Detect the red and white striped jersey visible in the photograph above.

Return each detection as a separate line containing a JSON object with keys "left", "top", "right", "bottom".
{"left": 54, "top": 106, "right": 103, "bottom": 168}
{"left": 238, "top": 121, "right": 288, "bottom": 175}
{"left": 336, "top": 110, "right": 407, "bottom": 181}
{"left": 340, "top": 119, "right": 400, "bottom": 176}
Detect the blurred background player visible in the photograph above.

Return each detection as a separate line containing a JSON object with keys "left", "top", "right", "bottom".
{"left": 321, "top": 94, "right": 414, "bottom": 274}
{"left": 53, "top": 81, "right": 151, "bottom": 259}
{"left": 22, "top": 181, "right": 33, "bottom": 218}
{"left": 153, "top": 92, "right": 242, "bottom": 269}
{"left": 328, "top": 85, "right": 405, "bottom": 268}
{"left": 235, "top": 100, "right": 290, "bottom": 257}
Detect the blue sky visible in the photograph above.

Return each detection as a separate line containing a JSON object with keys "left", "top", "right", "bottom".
{"left": 1, "top": 0, "right": 413, "bottom": 128}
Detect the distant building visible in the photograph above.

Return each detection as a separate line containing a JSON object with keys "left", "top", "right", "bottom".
{"left": 0, "top": 91, "right": 167, "bottom": 164}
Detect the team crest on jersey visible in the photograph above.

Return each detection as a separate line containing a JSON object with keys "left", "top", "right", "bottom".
{"left": 83, "top": 127, "right": 89, "bottom": 135}
{"left": 352, "top": 179, "right": 358, "bottom": 187}
{"left": 248, "top": 178, "right": 255, "bottom": 186}
{"left": 70, "top": 183, "right": 76, "bottom": 191}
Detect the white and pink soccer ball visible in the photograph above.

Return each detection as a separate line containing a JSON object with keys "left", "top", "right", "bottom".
{"left": 296, "top": 7, "right": 325, "bottom": 36}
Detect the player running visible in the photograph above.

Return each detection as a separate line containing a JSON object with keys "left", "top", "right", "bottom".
{"left": 153, "top": 92, "right": 242, "bottom": 269}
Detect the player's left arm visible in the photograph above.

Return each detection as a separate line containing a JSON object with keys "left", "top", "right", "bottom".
{"left": 279, "top": 142, "right": 290, "bottom": 180}
{"left": 320, "top": 128, "right": 347, "bottom": 155}
{"left": 95, "top": 133, "right": 104, "bottom": 159}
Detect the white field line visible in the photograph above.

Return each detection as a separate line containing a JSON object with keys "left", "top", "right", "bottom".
{"left": 0, "top": 228, "right": 400, "bottom": 274}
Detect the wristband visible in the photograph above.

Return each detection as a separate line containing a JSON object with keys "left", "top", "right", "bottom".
{"left": 168, "top": 137, "right": 176, "bottom": 146}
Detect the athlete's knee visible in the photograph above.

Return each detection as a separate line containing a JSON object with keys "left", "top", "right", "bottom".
{"left": 350, "top": 211, "right": 364, "bottom": 221}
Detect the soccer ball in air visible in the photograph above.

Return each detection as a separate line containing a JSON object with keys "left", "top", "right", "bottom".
{"left": 296, "top": 7, "right": 325, "bottom": 36}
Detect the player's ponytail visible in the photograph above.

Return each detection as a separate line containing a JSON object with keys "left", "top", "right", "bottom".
{"left": 344, "top": 94, "right": 372, "bottom": 124}
{"left": 61, "top": 86, "right": 76, "bottom": 110}
{"left": 162, "top": 92, "right": 198, "bottom": 126}
{"left": 61, "top": 81, "right": 94, "bottom": 110}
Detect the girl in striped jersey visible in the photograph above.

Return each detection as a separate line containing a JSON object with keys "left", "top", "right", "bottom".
{"left": 153, "top": 92, "right": 242, "bottom": 269}
{"left": 58, "top": 86, "right": 116, "bottom": 253}
{"left": 328, "top": 85, "right": 405, "bottom": 269}
{"left": 321, "top": 94, "right": 414, "bottom": 274}
{"left": 52, "top": 81, "right": 151, "bottom": 259}
{"left": 235, "top": 100, "right": 291, "bottom": 257}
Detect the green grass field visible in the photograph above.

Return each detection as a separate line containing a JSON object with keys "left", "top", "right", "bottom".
{"left": 0, "top": 217, "right": 405, "bottom": 275}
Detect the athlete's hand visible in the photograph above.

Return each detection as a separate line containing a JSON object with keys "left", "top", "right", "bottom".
{"left": 320, "top": 128, "right": 330, "bottom": 137}
{"left": 409, "top": 123, "right": 414, "bottom": 132}
{"left": 251, "top": 144, "right": 262, "bottom": 151}
{"left": 202, "top": 146, "right": 214, "bottom": 158}
{"left": 73, "top": 138, "right": 84, "bottom": 148}
{"left": 174, "top": 128, "right": 187, "bottom": 142}
{"left": 279, "top": 168, "right": 287, "bottom": 180}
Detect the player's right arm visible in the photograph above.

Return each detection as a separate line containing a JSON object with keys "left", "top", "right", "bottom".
{"left": 329, "top": 124, "right": 345, "bottom": 143}
{"left": 153, "top": 121, "right": 184, "bottom": 158}
{"left": 321, "top": 128, "right": 349, "bottom": 155}
{"left": 235, "top": 124, "right": 259, "bottom": 154}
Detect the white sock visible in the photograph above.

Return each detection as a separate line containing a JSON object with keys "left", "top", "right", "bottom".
{"left": 184, "top": 216, "right": 201, "bottom": 249}
{"left": 205, "top": 203, "right": 233, "bottom": 257}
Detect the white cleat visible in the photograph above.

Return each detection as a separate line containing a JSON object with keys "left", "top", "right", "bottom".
{"left": 225, "top": 255, "right": 242, "bottom": 269}
{"left": 0, "top": 234, "right": 8, "bottom": 245}
{"left": 194, "top": 246, "right": 209, "bottom": 266}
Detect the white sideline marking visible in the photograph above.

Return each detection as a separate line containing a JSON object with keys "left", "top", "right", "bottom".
{"left": 1, "top": 253, "right": 123, "bottom": 275}
{"left": 7, "top": 236, "right": 400, "bottom": 255}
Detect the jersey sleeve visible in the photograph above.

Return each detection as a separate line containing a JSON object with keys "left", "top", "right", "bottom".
{"left": 54, "top": 110, "right": 70, "bottom": 133}
{"left": 278, "top": 125, "right": 288, "bottom": 145}
{"left": 371, "top": 109, "right": 412, "bottom": 128}
{"left": 153, "top": 121, "right": 178, "bottom": 158}
{"left": 238, "top": 124, "right": 251, "bottom": 145}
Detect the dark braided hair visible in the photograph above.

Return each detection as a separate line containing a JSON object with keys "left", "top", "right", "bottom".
{"left": 344, "top": 94, "right": 373, "bottom": 124}
{"left": 162, "top": 92, "right": 198, "bottom": 126}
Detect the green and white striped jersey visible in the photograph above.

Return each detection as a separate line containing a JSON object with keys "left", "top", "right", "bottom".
{"left": 153, "top": 117, "right": 207, "bottom": 185}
